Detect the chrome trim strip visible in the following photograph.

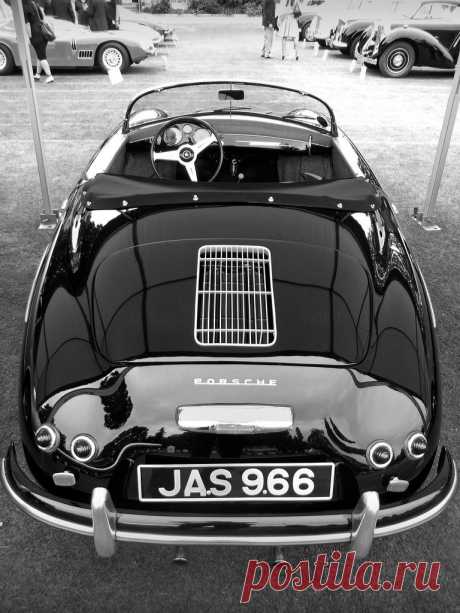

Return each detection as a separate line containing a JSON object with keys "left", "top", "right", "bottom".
{"left": 176, "top": 405, "right": 293, "bottom": 434}
{"left": 416, "top": 263, "right": 437, "bottom": 328}
{"left": 350, "top": 491, "right": 380, "bottom": 558}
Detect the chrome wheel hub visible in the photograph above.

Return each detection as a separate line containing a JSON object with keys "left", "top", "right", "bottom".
{"left": 0, "top": 49, "right": 7, "bottom": 71}
{"left": 102, "top": 48, "right": 122, "bottom": 69}
{"left": 389, "top": 50, "right": 407, "bottom": 71}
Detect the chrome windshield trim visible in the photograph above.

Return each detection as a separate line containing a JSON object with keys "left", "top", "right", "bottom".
{"left": 122, "top": 79, "right": 337, "bottom": 135}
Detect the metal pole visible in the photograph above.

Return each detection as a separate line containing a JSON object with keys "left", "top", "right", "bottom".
{"left": 10, "top": 0, "right": 55, "bottom": 228}
{"left": 417, "top": 52, "right": 460, "bottom": 223}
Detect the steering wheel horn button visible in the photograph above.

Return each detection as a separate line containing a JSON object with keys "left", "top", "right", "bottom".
{"left": 179, "top": 147, "right": 195, "bottom": 163}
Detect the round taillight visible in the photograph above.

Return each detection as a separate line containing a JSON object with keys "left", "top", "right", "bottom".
{"left": 70, "top": 435, "right": 97, "bottom": 463}
{"left": 405, "top": 433, "right": 427, "bottom": 460}
{"left": 366, "top": 441, "right": 393, "bottom": 469}
{"left": 35, "top": 425, "right": 59, "bottom": 453}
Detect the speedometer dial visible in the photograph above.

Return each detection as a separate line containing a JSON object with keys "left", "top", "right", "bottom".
{"left": 163, "top": 126, "right": 182, "bottom": 146}
{"left": 194, "top": 128, "right": 211, "bottom": 144}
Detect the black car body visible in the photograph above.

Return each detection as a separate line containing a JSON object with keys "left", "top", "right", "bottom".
{"left": 330, "top": 17, "right": 379, "bottom": 56}
{"left": 1, "top": 81, "right": 456, "bottom": 558}
{"left": 356, "top": 0, "right": 460, "bottom": 77}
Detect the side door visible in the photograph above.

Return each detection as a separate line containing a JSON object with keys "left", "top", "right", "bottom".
{"left": 410, "top": 2, "right": 460, "bottom": 50}
{"left": 44, "top": 18, "right": 78, "bottom": 67}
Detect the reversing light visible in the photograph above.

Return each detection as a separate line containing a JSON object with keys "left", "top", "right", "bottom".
{"left": 405, "top": 433, "right": 427, "bottom": 460}
{"left": 70, "top": 435, "right": 98, "bottom": 463}
{"left": 366, "top": 441, "right": 393, "bottom": 469}
{"left": 35, "top": 425, "right": 59, "bottom": 453}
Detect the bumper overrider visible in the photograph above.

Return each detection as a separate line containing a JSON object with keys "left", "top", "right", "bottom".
{"left": 355, "top": 41, "right": 379, "bottom": 65}
{"left": 356, "top": 51, "right": 378, "bottom": 66}
{"left": 1, "top": 443, "right": 456, "bottom": 559}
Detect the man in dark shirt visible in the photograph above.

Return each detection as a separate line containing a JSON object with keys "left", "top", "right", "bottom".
{"left": 50, "top": 0, "right": 76, "bottom": 22}
{"left": 86, "top": 0, "right": 108, "bottom": 31}
{"left": 261, "top": 0, "right": 276, "bottom": 58}
{"left": 75, "top": 0, "right": 89, "bottom": 25}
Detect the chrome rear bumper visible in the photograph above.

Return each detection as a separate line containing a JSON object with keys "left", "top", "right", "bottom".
{"left": 1, "top": 444, "right": 456, "bottom": 559}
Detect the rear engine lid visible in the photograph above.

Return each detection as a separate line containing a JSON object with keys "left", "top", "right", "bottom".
{"left": 91, "top": 239, "right": 372, "bottom": 365}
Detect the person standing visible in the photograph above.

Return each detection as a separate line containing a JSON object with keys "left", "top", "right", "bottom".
{"left": 261, "top": 0, "right": 275, "bottom": 59}
{"left": 279, "top": 0, "right": 300, "bottom": 61}
{"left": 105, "top": 0, "right": 117, "bottom": 29}
{"left": 75, "top": 0, "right": 89, "bottom": 25}
{"left": 86, "top": 0, "right": 107, "bottom": 31}
{"left": 23, "top": 0, "right": 54, "bottom": 82}
{"left": 36, "top": 0, "right": 52, "bottom": 15}
{"left": 50, "top": 0, "right": 76, "bottom": 22}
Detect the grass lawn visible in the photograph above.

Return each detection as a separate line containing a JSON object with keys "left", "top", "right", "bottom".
{"left": 0, "top": 13, "right": 459, "bottom": 613}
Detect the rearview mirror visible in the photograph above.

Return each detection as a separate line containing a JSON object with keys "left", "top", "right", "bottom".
{"left": 218, "top": 89, "right": 245, "bottom": 101}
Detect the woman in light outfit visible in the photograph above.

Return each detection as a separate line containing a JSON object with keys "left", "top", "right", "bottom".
{"left": 279, "top": 0, "right": 300, "bottom": 61}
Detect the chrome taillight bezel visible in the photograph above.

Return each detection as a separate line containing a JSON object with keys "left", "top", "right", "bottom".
{"left": 35, "top": 424, "right": 59, "bottom": 453}
{"left": 405, "top": 433, "right": 428, "bottom": 460}
{"left": 366, "top": 441, "right": 394, "bottom": 469}
{"left": 70, "top": 435, "right": 98, "bottom": 463}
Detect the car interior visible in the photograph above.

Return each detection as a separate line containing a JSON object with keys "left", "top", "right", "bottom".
{"left": 105, "top": 114, "right": 358, "bottom": 185}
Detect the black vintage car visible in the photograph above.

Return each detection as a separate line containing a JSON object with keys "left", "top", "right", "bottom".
{"left": 356, "top": 0, "right": 460, "bottom": 77}
{"left": 330, "top": 14, "right": 387, "bottom": 57}
{"left": 1, "top": 81, "right": 456, "bottom": 559}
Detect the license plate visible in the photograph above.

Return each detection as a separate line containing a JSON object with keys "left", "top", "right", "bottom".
{"left": 137, "top": 463, "right": 335, "bottom": 502}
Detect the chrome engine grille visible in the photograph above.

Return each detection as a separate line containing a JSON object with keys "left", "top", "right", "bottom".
{"left": 195, "top": 245, "right": 277, "bottom": 347}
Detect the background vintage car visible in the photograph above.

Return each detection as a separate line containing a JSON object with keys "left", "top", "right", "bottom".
{"left": 357, "top": 0, "right": 460, "bottom": 76}
{"left": 305, "top": 0, "right": 421, "bottom": 46}
{"left": 0, "top": 11, "right": 162, "bottom": 75}
{"left": 331, "top": 0, "right": 458, "bottom": 59}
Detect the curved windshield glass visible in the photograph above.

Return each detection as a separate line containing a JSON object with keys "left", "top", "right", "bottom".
{"left": 412, "top": 2, "right": 460, "bottom": 20}
{"left": 125, "top": 81, "right": 336, "bottom": 134}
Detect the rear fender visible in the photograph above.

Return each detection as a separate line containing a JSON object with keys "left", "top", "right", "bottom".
{"left": 380, "top": 28, "right": 454, "bottom": 68}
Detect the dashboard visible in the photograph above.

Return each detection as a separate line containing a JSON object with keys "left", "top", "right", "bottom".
{"left": 130, "top": 114, "right": 333, "bottom": 152}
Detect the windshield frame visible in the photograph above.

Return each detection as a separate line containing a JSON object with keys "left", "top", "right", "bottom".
{"left": 411, "top": 0, "right": 460, "bottom": 20}
{"left": 122, "top": 80, "right": 338, "bottom": 136}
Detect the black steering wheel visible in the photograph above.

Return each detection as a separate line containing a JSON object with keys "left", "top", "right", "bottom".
{"left": 151, "top": 116, "right": 224, "bottom": 182}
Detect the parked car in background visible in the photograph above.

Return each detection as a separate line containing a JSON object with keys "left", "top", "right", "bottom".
{"left": 0, "top": 13, "right": 162, "bottom": 75}
{"left": 356, "top": 0, "right": 460, "bottom": 77}
{"left": 306, "top": 0, "right": 419, "bottom": 50}
{"left": 119, "top": 6, "right": 176, "bottom": 44}
{"left": 303, "top": 0, "right": 372, "bottom": 46}
{"left": 298, "top": 11, "right": 322, "bottom": 42}
{"left": 330, "top": 11, "right": 393, "bottom": 57}
{"left": 329, "top": 0, "right": 432, "bottom": 57}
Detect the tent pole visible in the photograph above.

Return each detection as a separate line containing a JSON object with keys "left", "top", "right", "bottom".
{"left": 10, "top": 0, "right": 56, "bottom": 229}
{"left": 415, "top": 52, "right": 460, "bottom": 228}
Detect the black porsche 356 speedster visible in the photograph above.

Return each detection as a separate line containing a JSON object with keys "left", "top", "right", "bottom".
{"left": 1, "top": 81, "right": 456, "bottom": 559}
